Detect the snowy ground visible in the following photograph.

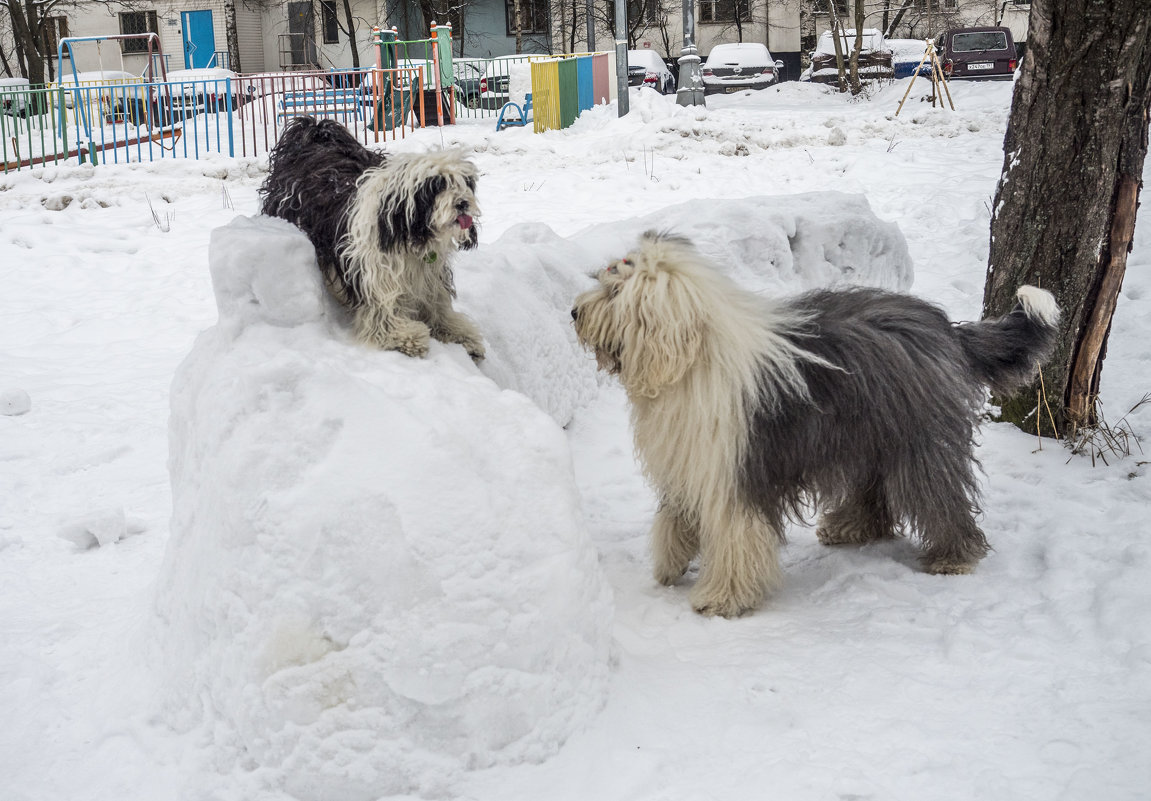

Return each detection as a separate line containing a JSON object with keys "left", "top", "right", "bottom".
{"left": 2, "top": 78, "right": 1150, "bottom": 801}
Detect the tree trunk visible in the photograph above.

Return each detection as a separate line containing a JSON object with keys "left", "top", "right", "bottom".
{"left": 849, "top": 0, "right": 863, "bottom": 95}
{"left": 7, "top": 0, "right": 47, "bottom": 85}
{"left": 224, "top": 0, "right": 242, "bottom": 73}
{"left": 514, "top": 0, "right": 524, "bottom": 54}
{"left": 883, "top": 0, "right": 913, "bottom": 39}
{"left": 826, "top": 2, "right": 847, "bottom": 94}
{"left": 341, "top": 0, "right": 360, "bottom": 69}
{"left": 983, "top": 0, "right": 1151, "bottom": 438}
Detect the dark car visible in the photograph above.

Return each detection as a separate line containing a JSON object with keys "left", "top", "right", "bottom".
{"left": 940, "top": 26, "right": 1018, "bottom": 80}
{"left": 701, "top": 43, "right": 784, "bottom": 95}
{"left": 627, "top": 49, "right": 676, "bottom": 95}
{"left": 806, "top": 28, "right": 894, "bottom": 84}
{"left": 454, "top": 59, "right": 510, "bottom": 110}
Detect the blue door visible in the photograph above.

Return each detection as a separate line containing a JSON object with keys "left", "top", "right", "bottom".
{"left": 181, "top": 10, "right": 215, "bottom": 69}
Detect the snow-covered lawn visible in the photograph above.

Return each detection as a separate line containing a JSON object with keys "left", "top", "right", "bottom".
{"left": 1, "top": 79, "right": 1149, "bottom": 801}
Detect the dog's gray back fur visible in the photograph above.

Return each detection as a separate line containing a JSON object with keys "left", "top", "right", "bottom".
{"left": 740, "top": 286, "right": 1057, "bottom": 565}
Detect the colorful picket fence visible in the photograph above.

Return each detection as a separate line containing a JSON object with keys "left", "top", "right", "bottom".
{"left": 528, "top": 53, "right": 612, "bottom": 134}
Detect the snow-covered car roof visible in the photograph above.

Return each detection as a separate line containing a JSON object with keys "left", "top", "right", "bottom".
{"left": 628, "top": 50, "right": 668, "bottom": 72}
{"left": 704, "top": 42, "right": 774, "bottom": 66}
{"left": 815, "top": 29, "right": 889, "bottom": 55}
{"left": 886, "top": 38, "right": 932, "bottom": 59}
{"left": 57, "top": 70, "right": 140, "bottom": 85}
{"left": 164, "top": 68, "right": 239, "bottom": 83}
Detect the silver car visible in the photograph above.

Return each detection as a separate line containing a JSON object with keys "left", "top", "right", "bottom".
{"left": 701, "top": 43, "right": 784, "bottom": 94}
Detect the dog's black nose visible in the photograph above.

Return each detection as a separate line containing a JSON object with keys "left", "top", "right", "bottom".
{"left": 571, "top": 307, "right": 579, "bottom": 321}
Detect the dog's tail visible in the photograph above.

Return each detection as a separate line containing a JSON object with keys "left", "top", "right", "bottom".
{"left": 955, "top": 286, "right": 1060, "bottom": 395}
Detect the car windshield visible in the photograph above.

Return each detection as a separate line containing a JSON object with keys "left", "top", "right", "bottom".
{"left": 815, "top": 30, "right": 884, "bottom": 55}
{"left": 951, "top": 31, "right": 1009, "bottom": 52}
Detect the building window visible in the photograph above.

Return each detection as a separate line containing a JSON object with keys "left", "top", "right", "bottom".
{"left": 699, "top": 0, "right": 750, "bottom": 23}
{"left": 505, "top": 0, "right": 548, "bottom": 35}
{"left": 606, "top": 0, "right": 658, "bottom": 25}
{"left": 320, "top": 0, "right": 340, "bottom": 44}
{"left": 119, "top": 11, "right": 159, "bottom": 53}
{"left": 42, "top": 16, "right": 70, "bottom": 58}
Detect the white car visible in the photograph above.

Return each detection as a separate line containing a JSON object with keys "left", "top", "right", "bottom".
{"left": 0, "top": 77, "right": 31, "bottom": 116}
{"left": 55, "top": 70, "right": 142, "bottom": 109}
{"left": 701, "top": 43, "right": 784, "bottom": 95}
{"left": 627, "top": 49, "right": 676, "bottom": 95}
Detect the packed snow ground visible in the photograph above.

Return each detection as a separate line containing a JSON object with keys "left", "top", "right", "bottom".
{"left": 2, "top": 78, "right": 1150, "bottom": 801}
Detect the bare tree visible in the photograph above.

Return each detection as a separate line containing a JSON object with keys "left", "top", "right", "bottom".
{"left": 982, "top": 0, "right": 1151, "bottom": 438}
{"left": 0, "top": 0, "right": 85, "bottom": 84}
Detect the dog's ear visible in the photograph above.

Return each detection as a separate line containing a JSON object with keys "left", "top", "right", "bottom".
{"left": 378, "top": 174, "right": 447, "bottom": 251}
{"left": 619, "top": 269, "right": 704, "bottom": 398}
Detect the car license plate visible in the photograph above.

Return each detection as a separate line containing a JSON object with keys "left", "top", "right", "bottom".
{"left": 724, "top": 86, "right": 738, "bottom": 93}
{"left": 969, "top": 62, "right": 994, "bottom": 70}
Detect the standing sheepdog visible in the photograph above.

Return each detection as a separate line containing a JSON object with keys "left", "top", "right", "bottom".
{"left": 572, "top": 231, "right": 1059, "bottom": 617}
{"left": 259, "top": 116, "right": 485, "bottom": 360}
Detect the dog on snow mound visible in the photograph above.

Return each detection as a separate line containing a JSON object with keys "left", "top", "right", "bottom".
{"left": 259, "top": 116, "right": 485, "bottom": 360}
{"left": 571, "top": 231, "right": 1059, "bottom": 618}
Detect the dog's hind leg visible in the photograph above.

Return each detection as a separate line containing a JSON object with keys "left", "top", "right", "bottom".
{"left": 690, "top": 502, "right": 782, "bottom": 618}
{"left": 816, "top": 481, "right": 896, "bottom": 546}
{"left": 354, "top": 305, "right": 432, "bottom": 358}
{"left": 894, "top": 462, "right": 989, "bottom": 575}
{"left": 651, "top": 499, "right": 699, "bottom": 586}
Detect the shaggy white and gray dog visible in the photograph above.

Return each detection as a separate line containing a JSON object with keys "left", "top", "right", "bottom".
{"left": 572, "top": 231, "right": 1060, "bottom": 618}
{"left": 260, "top": 116, "right": 484, "bottom": 360}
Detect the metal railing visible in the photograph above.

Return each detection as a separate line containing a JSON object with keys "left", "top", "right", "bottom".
{"left": 1, "top": 66, "right": 445, "bottom": 172}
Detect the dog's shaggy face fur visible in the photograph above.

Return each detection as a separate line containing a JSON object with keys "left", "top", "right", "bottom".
{"left": 259, "top": 117, "right": 484, "bottom": 360}
{"left": 573, "top": 231, "right": 1059, "bottom": 617}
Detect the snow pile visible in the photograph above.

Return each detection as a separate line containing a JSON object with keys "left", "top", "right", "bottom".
{"left": 154, "top": 215, "right": 614, "bottom": 799}
{"left": 568, "top": 192, "right": 914, "bottom": 295}
{"left": 457, "top": 222, "right": 603, "bottom": 426}
{"left": 0, "top": 388, "right": 31, "bottom": 415}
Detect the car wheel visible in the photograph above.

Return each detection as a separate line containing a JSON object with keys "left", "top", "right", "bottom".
{"left": 465, "top": 93, "right": 481, "bottom": 110}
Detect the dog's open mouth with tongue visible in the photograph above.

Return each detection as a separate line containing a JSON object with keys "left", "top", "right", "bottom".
{"left": 456, "top": 211, "right": 479, "bottom": 249}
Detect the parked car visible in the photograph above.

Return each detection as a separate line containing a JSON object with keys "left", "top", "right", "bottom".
{"left": 453, "top": 59, "right": 510, "bottom": 110}
{"left": 161, "top": 68, "right": 246, "bottom": 114}
{"left": 887, "top": 38, "right": 935, "bottom": 78}
{"left": 939, "top": 26, "right": 1018, "bottom": 80}
{"left": 55, "top": 70, "right": 142, "bottom": 110}
{"left": 627, "top": 49, "right": 676, "bottom": 95}
{"left": 701, "top": 43, "right": 784, "bottom": 95}
{"left": 0, "top": 77, "right": 31, "bottom": 117}
{"left": 805, "top": 29, "right": 894, "bottom": 84}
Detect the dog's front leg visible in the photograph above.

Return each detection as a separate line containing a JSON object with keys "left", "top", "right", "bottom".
{"left": 690, "top": 504, "right": 782, "bottom": 618}
{"left": 354, "top": 305, "right": 431, "bottom": 358}
{"left": 651, "top": 499, "right": 699, "bottom": 586}
{"left": 428, "top": 306, "right": 486, "bottom": 361}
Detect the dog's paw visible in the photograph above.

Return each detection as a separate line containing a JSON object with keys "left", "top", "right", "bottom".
{"left": 395, "top": 337, "right": 430, "bottom": 358}
{"left": 463, "top": 339, "right": 486, "bottom": 362}
{"left": 383, "top": 324, "right": 431, "bottom": 358}
{"left": 690, "top": 596, "right": 754, "bottom": 619}
{"left": 923, "top": 557, "right": 977, "bottom": 576}
{"left": 689, "top": 587, "right": 756, "bottom": 619}
{"left": 653, "top": 563, "right": 686, "bottom": 587}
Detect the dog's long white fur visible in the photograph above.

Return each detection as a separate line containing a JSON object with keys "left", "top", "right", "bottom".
{"left": 576, "top": 235, "right": 824, "bottom": 616}
{"left": 339, "top": 150, "right": 482, "bottom": 355}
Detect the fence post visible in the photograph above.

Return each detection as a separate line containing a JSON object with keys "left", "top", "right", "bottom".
{"left": 224, "top": 77, "right": 235, "bottom": 157}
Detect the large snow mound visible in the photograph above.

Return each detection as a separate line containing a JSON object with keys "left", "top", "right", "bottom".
{"left": 155, "top": 215, "right": 614, "bottom": 800}
{"left": 566, "top": 192, "right": 914, "bottom": 295}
